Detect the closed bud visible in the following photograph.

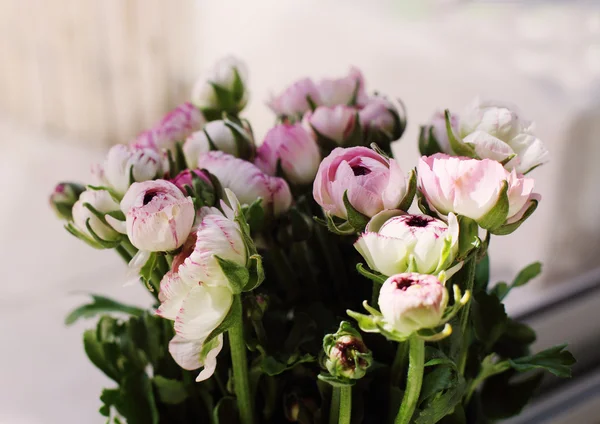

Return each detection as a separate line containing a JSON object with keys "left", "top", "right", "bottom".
{"left": 379, "top": 273, "right": 448, "bottom": 337}
{"left": 49, "top": 182, "right": 85, "bottom": 221}
{"left": 101, "top": 144, "right": 165, "bottom": 195}
{"left": 71, "top": 189, "right": 121, "bottom": 245}
{"left": 323, "top": 321, "right": 372, "bottom": 380}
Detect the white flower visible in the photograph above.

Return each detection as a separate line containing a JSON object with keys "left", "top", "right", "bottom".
{"left": 183, "top": 120, "right": 249, "bottom": 169}
{"left": 72, "top": 189, "right": 121, "bottom": 242}
{"left": 355, "top": 212, "right": 459, "bottom": 277}
{"left": 460, "top": 98, "right": 549, "bottom": 174}
{"left": 119, "top": 180, "right": 195, "bottom": 252}
{"left": 379, "top": 273, "right": 448, "bottom": 337}
{"left": 102, "top": 144, "right": 164, "bottom": 195}
{"left": 192, "top": 56, "right": 248, "bottom": 114}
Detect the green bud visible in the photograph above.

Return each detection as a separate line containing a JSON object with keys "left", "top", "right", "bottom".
{"left": 49, "top": 182, "right": 86, "bottom": 221}
{"left": 323, "top": 321, "right": 372, "bottom": 380}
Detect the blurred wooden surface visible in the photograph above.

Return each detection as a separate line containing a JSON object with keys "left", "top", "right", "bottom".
{"left": 0, "top": 0, "right": 202, "bottom": 147}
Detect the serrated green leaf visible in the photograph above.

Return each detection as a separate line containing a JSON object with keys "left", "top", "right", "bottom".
{"left": 215, "top": 255, "right": 249, "bottom": 294}
{"left": 65, "top": 295, "right": 145, "bottom": 326}
{"left": 491, "top": 282, "right": 509, "bottom": 300}
{"left": 152, "top": 376, "right": 189, "bottom": 404}
{"left": 414, "top": 375, "right": 466, "bottom": 424}
{"left": 509, "top": 344, "right": 575, "bottom": 378}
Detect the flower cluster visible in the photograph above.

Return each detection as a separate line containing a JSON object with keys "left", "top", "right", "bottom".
{"left": 52, "top": 57, "right": 573, "bottom": 424}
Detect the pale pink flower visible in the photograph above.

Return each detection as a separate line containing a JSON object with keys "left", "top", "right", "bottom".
{"left": 379, "top": 273, "right": 448, "bottom": 336}
{"left": 254, "top": 123, "right": 321, "bottom": 185}
{"left": 268, "top": 78, "right": 321, "bottom": 117}
{"left": 170, "top": 169, "right": 212, "bottom": 194}
{"left": 198, "top": 151, "right": 292, "bottom": 216}
{"left": 119, "top": 180, "right": 195, "bottom": 251}
{"left": 313, "top": 146, "right": 408, "bottom": 219}
{"left": 317, "top": 67, "right": 367, "bottom": 107}
{"left": 359, "top": 97, "right": 396, "bottom": 137}
{"left": 417, "top": 154, "right": 539, "bottom": 225}
{"left": 305, "top": 105, "right": 357, "bottom": 145}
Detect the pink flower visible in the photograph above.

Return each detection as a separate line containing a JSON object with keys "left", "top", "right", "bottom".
{"left": 313, "top": 146, "right": 409, "bottom": 219}
{"left": 254, "top": 123, "right": 321, "bottom": 185}
{"left": 359, "top": 97, "right": 397, "bottom": 138}
{"left": 133, "top": 102, "right": 205, "bottom": 152}
{"left": 268, "top": 78, "right": 321, "bottom": 118}
{"left": 378, "top": 273, "right": 448, "bottom": 336}
{"left": 417, "top": 154, "right": 539, "bottom": 229}
{"left": 170, "top": 169, "right": 212, "bottom": 194}
{"left": 306, "top": 105, "right": 357, "bottom": 145}
{"left": 317, "top": 67, "right": 368, "bottom": 107}
{"left": 119, "top": 180, "right": 195, "bottom": 251}
{"left": 198, "top": 151, "right": 292, "bottom": 216}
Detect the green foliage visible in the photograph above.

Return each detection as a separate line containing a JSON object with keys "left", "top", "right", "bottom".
{"left": 65, "top": 295, "right": 144, "bottom": 325}
{"left": 153, "top": 376, "right": 189, "bottom": 405}
{"left": 509, "top": 344, "right": 576, "bottom": 378}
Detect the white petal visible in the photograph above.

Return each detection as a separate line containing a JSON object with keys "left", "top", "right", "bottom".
{"left": 174, "top": 285, "right": 233, "bottom": 340}
{"left": 105, "top": 215, "right": 127, "bottom": 234}
{"left": 354, "top": 233, "right": 408, "bottom": 276}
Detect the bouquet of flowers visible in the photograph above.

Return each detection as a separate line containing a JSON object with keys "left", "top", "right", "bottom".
{"left": 50, "top": 56, "right": 575, "bottom": 424}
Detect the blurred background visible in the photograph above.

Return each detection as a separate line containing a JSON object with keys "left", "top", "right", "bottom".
{"left": 1, "top": 0, "right": 599, "bottom": 422}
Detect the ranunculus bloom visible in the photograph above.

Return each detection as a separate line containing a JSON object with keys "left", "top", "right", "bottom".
{"left": 192, "top": 56, "right": 248, "bottom": 114}
{"left": 183, "top": 119, "right": 251, "bottom": 169}
{"left": 72, "top": 189, "right": 121, "bottom": 241}
{"left": 305, "top": 105, "right": 357, "bottom": 146}
{"left": 459, "top": 99, "right": 549, "bottom": 174}
{"left": 254, "top": 123, "right": 321, "bottom": 185}
{"left": 133, "top": 102, "right": 204, "bottom": 153}
{"left": 355, "top": 212, "right": 459, "bottom": 277}
{"left": 359, "top": 97, "right": 396, "bottom": 138}
{"left": 268, "top": 78, "right": 321, "bottom": 118}
{"left": 176, "top": 209, "right": 247, "bottom": 288}
{"left": 49, "top": 182, "right": 85, "bottom": 221}
{"left": 198, "top": 151, "right": 292, "bottom": 216}
{"left": 323, "top": 321, "right": 372, "bottom": 380}
{"left": 418, "top": 154, "right": 539, "bottom": 226}
{"left": 157, "top": 270, "right": 233, "bottom": 382}
{"left": 170, "top": 169, "right": 212, "bottom": 194}
{"left": 317, "top": 67, "right": 367, "bottom": 107}
{"left": 120, "top": 180, "right": 195, "bottom": 251}
{"left": 101, "top": 144, "right": 164, "bottom": 195}
{"left": 379, "top": 273, "right": 448, "bottom": 337}
{"left": 313, "top": 147, "right": 408, "bottom": 219}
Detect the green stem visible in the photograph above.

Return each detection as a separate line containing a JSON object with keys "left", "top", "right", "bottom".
{"left": 464, "top": 361, "right": 510, "bottom": 404}
{"left": 390, "top": 341, "right": 409, "bottom": 387}
{"left": 394, "top": 336, "right": 425, "bottom": 424}
{"left": 338, "top": 386, "right": 352, "bottom": 424}
{"left": 329, "top": 387, "right": 341, "bottom": 424}
{"left": 371, "top": 281, "right": 383, "bottom": 308}
{"left": 228, "top": 296, "right": 254, "bottom": 424}
{"left": 115, "top": 245, "right": 132, "bottom": 263}
{"left": 458, "top": 256, "right": 477, "bottom": 374}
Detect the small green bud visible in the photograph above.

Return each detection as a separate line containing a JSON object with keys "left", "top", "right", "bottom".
{"left": 323, "top": 321, "right": 372, "bottom": 380}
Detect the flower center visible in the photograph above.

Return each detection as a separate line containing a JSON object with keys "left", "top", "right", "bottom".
{"left": 395, "top": 277, "right": 415, "bottom": 291}
{"left": 405, "top": 215, "right": 431, "bottom": 228}
{"left": 351, "top": 165, "right": 371, "bottom": 176}
{"left": 143, "top": 191, "right": 158, "bottom": 205}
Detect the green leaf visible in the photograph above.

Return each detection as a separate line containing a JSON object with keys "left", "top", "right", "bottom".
{"left": 215, "top": 255, "right": 249, "bottom": 294}
{"left": 424, "top": 347, "right": 457, "bottom": 369}
{"left": 420, "top": 367, "right": 455, "bottom": 403}
{"left": 474, "top": 254, "right": 490, "bottom": 292}
{"left": 491, "top": 282, "right": 509, "bottom": 300}
{"left": 242, "top": 198, "right": 265, "bottom": 232}
{"left": 343, "top": 190, "right": 369, "bottom": 232}
{"left": 83, "top": 329, "right": 120, "bottom": 382}
{"left": 99, "top": 388, "right": 120, "bottom": 418}
{"left": 414, "top": 375, "right": 466, "bottom": 424}
{"left": 116, "top": 372, "right": 159, "bottom": 424}
{"left": 398, "top": 168, "right": 417, "bottom": 212}
{"left": 152, "top": 376, "right": 189, "bottom": 405}
{"left": 509, "top": 344, "right": 575, "bottom": 378}
{"left": 139, "top": 252, "right": 157, "bottom": 284}
{"left": 244, "top": 254, "right": 265, "bottom": 291}
{"left": 356, "top": 263, "right": 386, "bottom": 284}
{"left": 231, "top": 67, "right": 245, "bottom": 103}
{"left": 512, "top": 262, "right": 542, "bottom": 289}
{"left": 261, "top": 353, "right": 315, "bottom": 376}
{"left": 477, "top": 181, "right": 509, "bottom": 231}
{"left": 65, "top": 295, "right": 145, "bottom": 325}
{"left": 472, "top": 291, "right": 507, "bottom": 349}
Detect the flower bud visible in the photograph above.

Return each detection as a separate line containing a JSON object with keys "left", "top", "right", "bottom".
{"left": 49, "top": 182, "right": 86, "bottom": 221}
{"left": 418, "top": 154, "right": 539, "bottom": 232}
{"left": 71, "top": 189, "right": 121, "bottom": 243}
{"left": 101, "top": 144, "right": 164, "bottom": 195}
{"left": 305, "top": 105, "right": 357, "bottom": 146}
{"left": 192, "top": 56, "right": 248, "bottom": 117}
{"left": 313, "top": 146, "right": 410, "bottom": 220}
{"left": 378, "top": 273, "right": 448, "bottom": 337}
{"left": 254, "top": 123, "right": 321, "bottom": 185}
{"left": 120, "top": 180, "right": 195, "bottom": 251}
{"left": 419, "top": 110, "right": 459, "bottom": 156}
{"left": 177, "top": 209, "right": 247, "bottom": 288}
{"left": 183, "top": 119, "right": 253, "bottom": 169}
{"left": 359, "top": 97, "right": 404, "bottom": 152}
{"left": 170, "top": 168, "right": 212, "bottom": 193}
{"left": 133, "top": 102, "right": 205, "bottom": 153}
{"left": 355, "top": 212, "right": 459, "bottom": 277}
{"left": 268, "top": 78, "right": 321, "bottom": 119}
{"left": 198, "top": 151, "right": 292, "bottom": 216}
{"left": 323, "top": 321, "right": 372, "bottom": 380}
{"left": 317, "top": 67, "right": 367, "bottom": 107}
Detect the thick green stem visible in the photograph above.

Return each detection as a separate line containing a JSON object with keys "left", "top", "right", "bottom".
{"left": 390, "top": 341, "right": 409, "bottom": 387}
{"left": 329, "top": 387, "right": 341, "bottom": 424}
{"left": 338, "top": 386, "right": 352, "bottom": 424}
{"left": 458, "top": 257, "right": 477, "bottom": 374}
{"left": 394, "top": 336, "right": 425, "bottom": 424}
{"left": 228, "top": 296, "right": 254, "bottom": 424}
